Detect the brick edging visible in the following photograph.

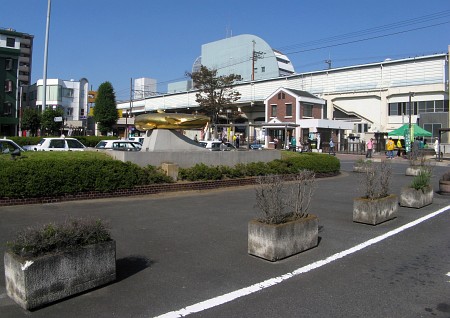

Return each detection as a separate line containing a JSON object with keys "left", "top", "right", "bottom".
{"left": 0, "top": 172, "right": 338, "bottom": 207}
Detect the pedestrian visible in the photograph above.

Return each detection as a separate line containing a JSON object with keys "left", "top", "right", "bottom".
{"left": 328, "top": 138, "right": 335, "bottom": 155}
{"left": 291, "top": 136, "right": 296, "bottom": 152}
{"left": 273, "top": 137, "right": 278, "bottom": 149}
{"left": 366, "top": 138, "right": 374, "bottom": 158}
{"left": 236, "top": 135, "right": 240, "bottom": 148}
{"left": 434, "top": 137, "right": 439, "bottom": 158}
{"left": 386, "top": 137, "right": 395, "bottom": 159}
{"left": 220, "top": 139, "right": 227, "bottom": 151}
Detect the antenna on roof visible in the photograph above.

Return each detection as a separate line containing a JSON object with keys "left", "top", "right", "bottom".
{"left": 325, "top": 53, "right": 332, "bottom": 69}
{"left": 225, "top": 25, "right": 232, "bottom": 38}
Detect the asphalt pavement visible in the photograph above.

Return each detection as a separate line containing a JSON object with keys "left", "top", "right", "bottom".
{"left": 0, "top": 153, "right": 449, "bottom": 318}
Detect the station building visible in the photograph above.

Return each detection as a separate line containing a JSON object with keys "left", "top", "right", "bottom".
{"left": 118, "top": 35, "right": 449, "bottom": 148}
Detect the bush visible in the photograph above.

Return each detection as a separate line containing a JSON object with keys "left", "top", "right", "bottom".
{"left": 177, "top": 153, "right": 339, "bottom": 182}
{"left": 178, "top": 163, "right": 223, "bottom": 181}
{"left": 411, "top": 167, "right": 432, "bottom": 190}
{"left": 358, "top": 161, "right": 392, "bottom": 199}
{"left": 0, "top": 152, "right": 171, "bottom": 198}
{"left": 254, "top": 170, "right": 316, "bottom": 224}
{"left": 284, "top": 153, "right": 340, "bottom": 173}
{"left": 7, "top": 218, "right": 111, "bottom": 258}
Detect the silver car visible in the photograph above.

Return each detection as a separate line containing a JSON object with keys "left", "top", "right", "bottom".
{"left": 95, "top": 140, "right": 142, "bottom": 151}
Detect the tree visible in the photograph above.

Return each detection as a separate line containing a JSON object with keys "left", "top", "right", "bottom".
{"left": 41, "top": 108, "right": 64, "bottom": 136}
{"left": 93, "top": 81, "right": 118, "bottom": 135}
{"left": 187, "top": 66, "right": 242, "bottom": 138}
{"left": 21, "top": 108, "right": 41, "bottom": 136}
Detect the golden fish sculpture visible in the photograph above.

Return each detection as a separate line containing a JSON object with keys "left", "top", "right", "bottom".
{"left": 134, "top": 110, "right": 210, "bottom": 130}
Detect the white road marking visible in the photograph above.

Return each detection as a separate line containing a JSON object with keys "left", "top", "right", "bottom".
{"left": 155, "top": 205, "right": 450, "bottom": 318}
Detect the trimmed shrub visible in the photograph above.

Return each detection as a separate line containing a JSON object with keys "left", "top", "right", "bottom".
{"left": 284, "top": 153, "right": 340, "bottom": 173}
{"left": 0, "top": 154, "right": 170, "bottom": 198}
{"left": 7, "top": 218, "right": 111, "bottom": 258}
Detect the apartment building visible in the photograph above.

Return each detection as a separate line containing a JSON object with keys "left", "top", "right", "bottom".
{"left": 0, "top": 28, "right": 33, "bottom": 136}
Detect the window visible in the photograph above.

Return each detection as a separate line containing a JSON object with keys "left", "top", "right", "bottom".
{"left": 6, "top": 37, "right": 15, "bottom": 47}
{"left": 423, "top": 123, "right": 441, "bottom": 139}
{"left": 285, "top": 103, "right": 292, "bottom": 117}
{"left": 261, "top": 67, "right": 265, "bottom": 73}
{"left": 63, "top": 88, "right": 74, "bottom": 97}
{"left": 3, "top": 102, "right": 12, "bottom": 115}
{"left": 391, "top": 100, "right": 448, "bottom": 115}
{"left": 5, "top": 58, "right": 13, "bottom": 70}
{"left": 357, "top": 123, "right": 368, "bottom": 133}
{"left": 271, "top": 105, "right": 277, "bottom": 117}
{"left": 49, "top": 139, "right": 65, "bottom": 149}
{"left": 277, "top": 92, "right": 285, "bottom": 100}
{"left": 303, "top": 104, "right": 313, "bottom": 118}
{"left": 388, "top": 103, "right": 399, "bottom": 116}
{"left": 4, "top": 80, "right": 13, "bottom": 92}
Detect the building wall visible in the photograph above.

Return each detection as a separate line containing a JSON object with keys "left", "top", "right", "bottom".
{"left": 117, "top": 52, "right": 449, "bottom": 142}
{"left": 32, "top": 78, "right": 89, "bottom": 128}
{"left": 201, "top": 34, "right": 295, "bottom": 82}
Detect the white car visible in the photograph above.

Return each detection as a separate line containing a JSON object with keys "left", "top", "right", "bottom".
{"left": 24, "top": 137, "right": 86, "bottom": 151}
{"left": 95, "top": 140, "right": 142, "bottom": 151}
{"left": 0, "top": 138, "right": 25, "bottom": 154}
{"left": 198, "top": 140, "right": 236, "bottom": 151}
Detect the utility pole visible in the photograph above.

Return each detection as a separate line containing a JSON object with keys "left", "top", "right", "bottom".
{"left": 251, "top": 40, "right": 264, "bottom": 81}
{"left": 42, "top": 0, "right": 51, "bottom": 111}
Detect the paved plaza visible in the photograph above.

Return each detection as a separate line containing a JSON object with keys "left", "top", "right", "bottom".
{"left": 0, "top": 154, "right": 449, "bottom": 318}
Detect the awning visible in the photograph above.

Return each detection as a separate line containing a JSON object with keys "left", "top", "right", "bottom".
{"left": 388, "top": 124, "right": 432, "bottom": 137}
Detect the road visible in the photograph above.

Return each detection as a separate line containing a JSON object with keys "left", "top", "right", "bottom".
{"left": 0, "top": 156, "right": 449, "bottom": 318}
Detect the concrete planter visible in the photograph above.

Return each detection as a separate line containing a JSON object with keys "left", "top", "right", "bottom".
{"left": 405, "top": 166, "right": 425, "bottom": 176}
{"left": 400, "top": 186, "right": 433, "bottom": 208}
{"left": 248, "top": 214, "right": 318, "bottom": 262}
{"left": 4, "top": 240, "right": 116, "bottom": 310}
{"left": 353, "top": 165, "right": 368, "bottom": 173}
{"left": 353, "top": 195, "right": 398, "bottom": 225}
{"left": 439, "top": 173, "right": 450, "bottom": 194}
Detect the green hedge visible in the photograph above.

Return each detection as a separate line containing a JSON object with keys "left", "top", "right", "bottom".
{"left": 179, "top": 153, "right": 340, "bottom": 181}
{"left": 0, "top": 155, "right": 172, "bottom": 198}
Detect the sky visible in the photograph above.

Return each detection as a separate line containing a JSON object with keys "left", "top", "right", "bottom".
{"left": 2, "top": 0, "right": 450, "bottom": 101}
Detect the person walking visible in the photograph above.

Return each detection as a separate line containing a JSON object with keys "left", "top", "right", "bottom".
{"left": 328, "top": 138, "right": 335, "bottom": 155}
{"left": 386, "top": 137, "right": 395, "bottom": 159}
{"left": 434, "top": 137, "right": 439, "bottom": 159}
{"left": 366, "top": 138, "right": 374, "bottom": 158}
{"left": 291, "top": 136, "right": 296, "bottom": 152}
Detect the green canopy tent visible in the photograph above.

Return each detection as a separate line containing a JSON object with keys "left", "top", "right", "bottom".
{"left": 388, "top": 124, "right": 432, "bottom": 138}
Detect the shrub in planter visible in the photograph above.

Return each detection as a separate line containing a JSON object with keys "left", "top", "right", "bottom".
{"left": 400, "top": 167, "right": 433, "bottom": 208}
{"left": 248, "top": 170, "right": 319, "bottom": 261}
{"left": 353, "top": 159, "right": 372, "bottom": 173}
{"left": 406, "top": 148, "right": 428, "bottom": 176}
{"left": 4, "top": 218, "right": 116, "bottom": 310}
{"left": 353, "top": 161, "right": 398, "bottom": 225}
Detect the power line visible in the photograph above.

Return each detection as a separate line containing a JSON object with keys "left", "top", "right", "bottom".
{"left": 113, "top": 10, "right": 450, "bottom": 96}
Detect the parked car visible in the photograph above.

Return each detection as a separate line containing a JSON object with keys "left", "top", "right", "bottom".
{"left": 127, "top": 137, "right": 145, "bottom": 144}
{"left": 198, "top": 140, "right": 236, "bottom": 151}
{"left": 249, "top": 143, "right": 264, "bottom": 150}
{"left": 0, "top": 138, "right": 25, "bottom": 154}
{"left": 95, "top": 140, "right": 142, "bottom": 151}
{"left": 24, "top": 137, "right": 86, "bottom": 151}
